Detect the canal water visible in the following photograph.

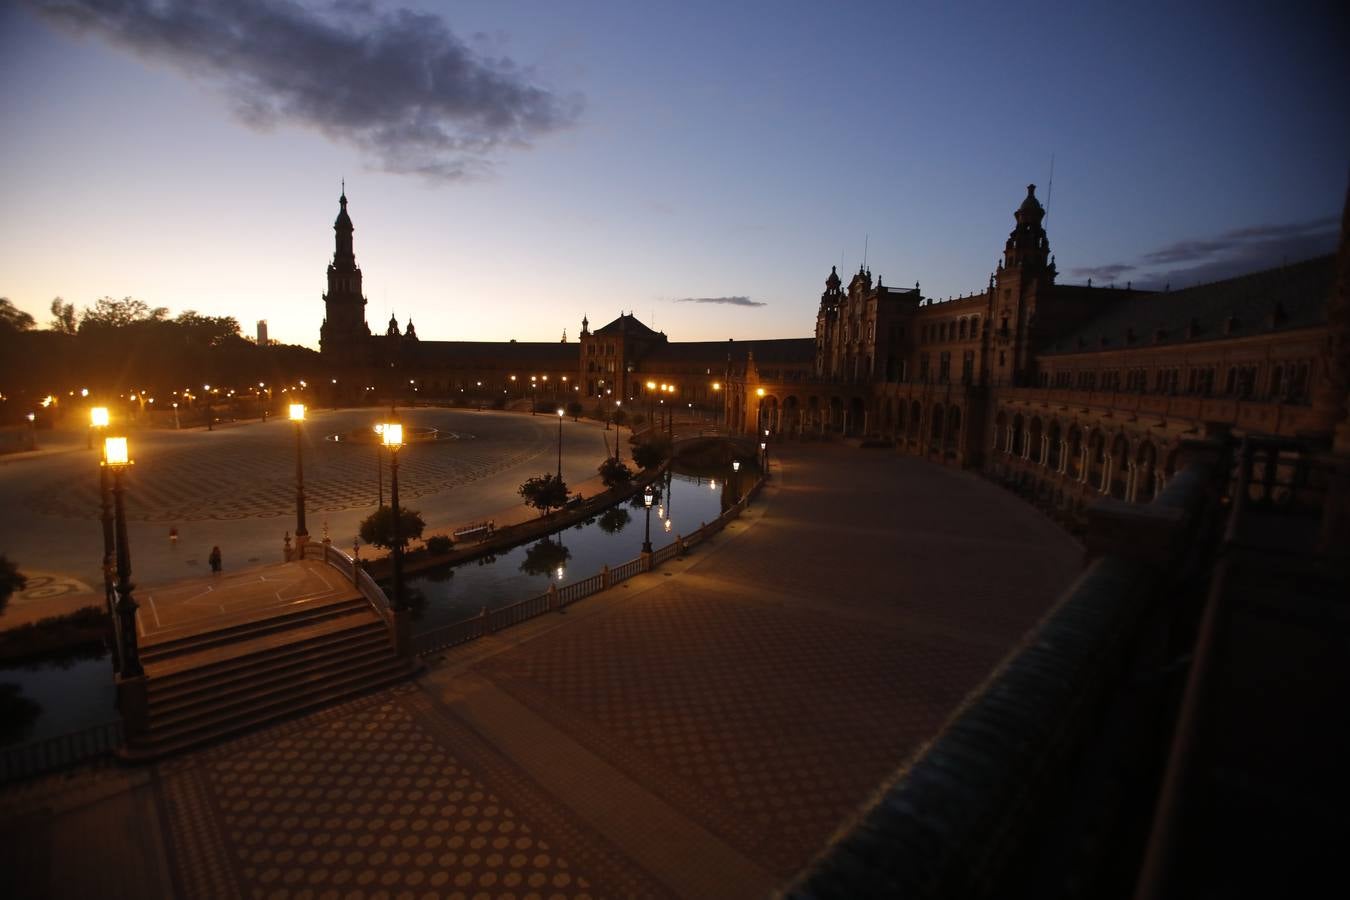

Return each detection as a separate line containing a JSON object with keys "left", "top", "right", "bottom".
{"left": 402, "top": 469, "right": 735, "bottom": 633}
{"left": 0, "top": 469, "right": 743, "bottom": 747}
{"left": 0, "top": 652, "right": 117, "bottom": 748}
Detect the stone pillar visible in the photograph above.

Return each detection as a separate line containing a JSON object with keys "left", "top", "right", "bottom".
{"left": 1022, "top": 431, "right": 1032, "bottom": 460}
{"left": 1040, "top": 436, "right": 1051, "bottom": 467}
{"left": 1101, "top": 454, "right": 1113, "bottom": 493}
{"left": 1079, "top": 447, "right": 1090, "bottom": 483}
{"left": 1125, "top": 461, "right": 1138, "bottom": 502}
{"left": 547, "top": 582, "right": 558, "bottom": 611}
{"left": 1058, "top": 441, "right": 1070, "bottom": 474}
{"left": 601, "top": 564, "right": 611, "bottom": 589}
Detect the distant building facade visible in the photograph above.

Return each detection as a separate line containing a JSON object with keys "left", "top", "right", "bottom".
{"left": 725, "top": 183, "right": 1346, "bottom": 518}
{"left": 256, "top": 320, "right": 268, "bottom": 346}
{"left": 317, "top": 185, "right": 1347, "bottom": 519}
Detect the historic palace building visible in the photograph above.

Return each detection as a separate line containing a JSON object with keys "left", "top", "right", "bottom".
{"left": 724, "top": 183, "right": 1346, "bottom": 522}
{"left": 319, "top": 184, "right": 1348, "bottom": 521}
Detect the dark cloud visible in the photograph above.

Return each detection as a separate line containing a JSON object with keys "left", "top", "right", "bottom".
{"left": 673, "top": 296, "right": 766, "bottom": 307}
{"left": 30, "top": 0, "right": 582, "bottom": 180}
{"left": 1069, "top": 263, "right": 1135, "bottom": 282}
{"left": 1073, "top": 214, "right": 1338, "bottom": 289}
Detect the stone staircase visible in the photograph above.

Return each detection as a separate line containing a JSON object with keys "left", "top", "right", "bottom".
{"left": 126, "top": 597, "right": 415, "bottom": 759}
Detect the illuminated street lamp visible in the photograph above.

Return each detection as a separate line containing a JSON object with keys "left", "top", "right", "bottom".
{"left": 290, "top": 404, "right": 308, "bottom": 549}
{"left": 712, "top": 381, "right": 721, "bottom": 428}
{"left": 88, "top": 405, "right": 109, "bottom": 449}
{"left": 556, "top": 408, "right": 565, "bottom": 480}
{"left": 373, "top": 424, "right": 385, "bottom": 506}
{"left": 382, "top": 423, "right": 407, "bottom": 611}
{"left": 103, "top": 436, "right": 142, "bottom": 677}
{"left": 615, "top": 400, "right": 624, "bottom": 461}
{"left": 642, "top": 484, "right": 654, "bottom": 554}
{"left": 732, "top": 459, "right": 741, "bottom": 502}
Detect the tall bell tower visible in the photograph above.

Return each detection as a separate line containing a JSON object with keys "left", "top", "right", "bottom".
{"left": 990, "top": 184, "right": 1057, "bottom": 385}
{"left": 319, "top": 188, "right": 370, "bottom": 359}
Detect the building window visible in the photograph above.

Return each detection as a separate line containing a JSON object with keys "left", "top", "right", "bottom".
{"left": 919, "top": 353, "right": 930, "bottom": 382}
{"left": 938, "top": 352, "right": 951, "bottom": 383}
{"left": 962, "top": 351, "right": 974, "bottom": 385}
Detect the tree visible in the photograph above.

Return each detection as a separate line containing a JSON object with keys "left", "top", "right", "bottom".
{"left": 79, "top": 296, "right": 168, "bottom": 331}
{"left": 518, "top": 538, "right": 571, "bottom": 576}
{"left": 518, "top": 473, "right": 569, "bottom": 517}
{"left": 597, "top": 507, "right": 631, "bottom": 535}
{"left": 631, "top": 435, "right": 671, "bottom": 470}
{"left": 612, "top": 407, "right": 628, "bottom": 427}
{"left": 566, "top": 400, "right": 583, "bottom": 421}
{"left": 48, "top": 297, "right": 77, "bottom": 334}
{"left": 0, "top": 554, "right": 26, "bottom": 614}
{"left": 598, "top": 456, "right": 633, "bottom": 488}
{"left": 0, "top": 298, "right": 35, "bottom": 333}
{"left": 358, "top": 505, "right": 426, "bottom": 550}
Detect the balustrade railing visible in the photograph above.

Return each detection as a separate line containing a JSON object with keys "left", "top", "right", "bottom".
{"left": 0, "top": 720, "right": 124, "bottom": 784}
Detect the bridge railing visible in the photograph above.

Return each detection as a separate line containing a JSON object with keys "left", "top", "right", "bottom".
{"left": 0, "top": 720, "right": 124, "bottom": 785}
{"left": 304, "top": 542, "right": 396, "bottom": 630}
{"left": 785, "top": 440, "right": 1233, "bottom": 900}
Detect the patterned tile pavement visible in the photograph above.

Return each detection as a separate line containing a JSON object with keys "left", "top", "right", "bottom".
{"left": 156, "top": 686, "right": 671, "bottom": 899}
{"left": 25, "top": 427, "right": 550, "bottom": 523}
{"left": 470, "top": 444, "right": 1085, "bottom": 878}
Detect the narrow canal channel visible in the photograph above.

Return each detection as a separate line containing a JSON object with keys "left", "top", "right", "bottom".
{"left": 402, "top": 468, "right": 735, "bottom": 633}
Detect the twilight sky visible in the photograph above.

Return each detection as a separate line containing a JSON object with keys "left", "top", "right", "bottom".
{"left": 2, "top": 0, "right": 1346, "bottom": 349}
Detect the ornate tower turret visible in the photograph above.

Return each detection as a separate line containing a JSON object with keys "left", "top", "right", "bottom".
{"left": 319, "top": 188, "right": 371, "bottom": 358}
{"left": 992, "top": 184, "right": 1056, "bottom": 385}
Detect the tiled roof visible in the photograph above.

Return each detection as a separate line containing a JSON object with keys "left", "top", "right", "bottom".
{"left": 403, "top": 340, "right": 577, "bottom": 367}
{"left": 645, "top": 338, "right": 815, "bottom": 365}
{"left": 1042, "top": 255, "right": 1334, "bottom": 354}
{"left": 592, "top": 314, "right": 664, "bottom": 339}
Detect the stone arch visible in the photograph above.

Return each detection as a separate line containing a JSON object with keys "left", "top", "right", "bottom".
{"left": 945, "top": 405, "right": 961, "bottom": 452}
{"left": 1047, "top": 419, "right": 1063, "bottom": 470}
{"left": 783, "top": 395, "right": 800, "bottom": 435}
{"left": 896, "top": 400, "right": 907, "bottom": 433}
{"left": 1066, "top": 424, "right": 1084, "bottom": 479}
{"left": 1011, "top": 413, "right": 1025, "bottom": 456}
{"left": 959, "top": 318, "right": 968, "bottom": 340}
{"left": 829, "top": 396, "right": 844, "bottom": 432}
{"left": 1109, "top": 433, "right": 1131, "bottom": 499}
{"left": 994, "top": 410, "right": 1008, "bottom": 452}
{"left": 930, "top": 402, "right": 945, "bottom": 442}
{"left": 849, "top": 396, "right": 866, "bottom": 436}
{"left": 1135, "top": 440, "right": 1159, "bottom": 503}
{"left": 909, "top": 400, "right": 922, "bottom": 440}
{"left": 1087, "top": 429, "right": 1107, "bottom": 490}
{"left": 1029, "top": 417, "right": 1045, "bottom": 464}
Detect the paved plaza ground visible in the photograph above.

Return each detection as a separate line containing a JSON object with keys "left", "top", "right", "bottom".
{"left": 0, "top": 442, "right": 1083, "bottom": 898}
{"left": 0, "top": 408, "right": 617, "bottom": 627}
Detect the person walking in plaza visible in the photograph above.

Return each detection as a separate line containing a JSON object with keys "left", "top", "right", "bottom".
{"left": 209, "top": 545, "right": 222, "bottom": 575}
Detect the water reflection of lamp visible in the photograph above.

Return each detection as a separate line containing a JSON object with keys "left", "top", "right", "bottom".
{"left": 664, "top": 518, "right": 672, "bottom": 533}
{"left": 556, "top": 566, "right": 565, "bottom": 581}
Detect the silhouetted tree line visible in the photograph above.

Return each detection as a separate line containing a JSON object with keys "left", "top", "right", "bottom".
{"left": 0, "top": 296, "right": 319, "bottom": 422}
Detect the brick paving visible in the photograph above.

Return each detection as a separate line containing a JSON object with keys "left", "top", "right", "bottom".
{"left": 1, "top": 441, "right": 1083, "bottom": 898}
{"left": 155, "top": 686, "right": 668, "bottom": 899}
{"left": 23, "top": 420, "right": 549, "bottom": 524}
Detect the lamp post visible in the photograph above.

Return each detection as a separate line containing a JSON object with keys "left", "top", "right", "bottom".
{"left": 712, "top": 382, "right": 721, "bottom": 428}
{"left": 755, "top": 387, "right": 766, "bottom": 437}
{"left": 761, "top": 440, "right": 768, "bottom": 473}
{"left": 615, "top": 401, "right": 623, "bottom": 461}
{"left": 373, "top": 424, "right": 385, "bottom": 507}
{"left": 96, "top": 421, "right": 118, "bottom": 672}
{"left": 290, "top": 404, "right": 308, "bottom": 549}
{"left": 642, "top": 484, "right": 654, "bottom": 554}
{"left": 556, "top": 408, "right": 565, "bottom": 480}
{"left": 646, "top": 381, "right": 656, "bottom": 430}
{"left": 104, "top": 436, "right": 142, "bottom": 677}
{"left": 732, "top": 459, "right": 741, "bottom": 503}
{"left": 382, "top": 422, "right": 406, "bottom": 611}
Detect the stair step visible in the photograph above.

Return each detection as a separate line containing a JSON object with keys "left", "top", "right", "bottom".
{"left": 141, "top": 596, "right": 370, "bottom": 661}
{"left": 143, "top": 611, "right": 383, "bottom": 680}
{"left": 147, "top": 638, "right": 395, "bottom": 717}
{"left": 147, "top": 651, "right": 405, "bottom": 735}
{"left": 131, "top": 658, "right": 415, "bottom": 756}
{"left": 135, "top": 658, "right": 415, "bottom": 750}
